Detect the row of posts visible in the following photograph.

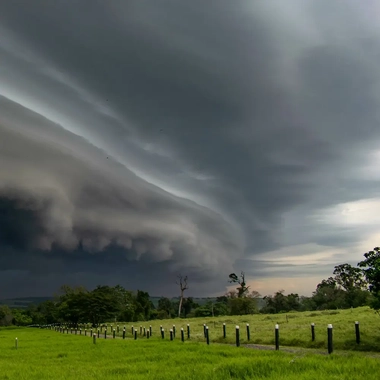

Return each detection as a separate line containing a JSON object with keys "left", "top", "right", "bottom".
{"left": 51, "top": 320, "right": 362, "bottom": 355}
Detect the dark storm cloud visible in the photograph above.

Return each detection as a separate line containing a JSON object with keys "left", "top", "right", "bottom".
{"left": 1, "top": 0, "right": 380, "bottom": 297}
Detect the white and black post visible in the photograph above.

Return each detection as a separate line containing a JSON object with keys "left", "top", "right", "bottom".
{"left": 275, "top": 324, "right": 279, "bottom": 350}
{"left": 355, "top": 321, "right": 360, "bottom": 344}
{"left": 327, "top": 324, "right": 333, "bottom": 354}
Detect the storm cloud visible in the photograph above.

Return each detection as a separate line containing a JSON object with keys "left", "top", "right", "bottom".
{"left": 1, "top": 0, "right": 380, "bottom": 297}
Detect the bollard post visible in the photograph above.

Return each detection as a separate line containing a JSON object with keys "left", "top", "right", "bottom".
{"left": 327, "top": 324, "right": 333, "bottom": 354}
{"left": 93, "top": 333, "right": 96, "bottom": 344}
{"left": 123, "top": 328, "right": 126, "bottom": 340}
{"left": 143, "top": 327, "right": 146, "bottom": 337}
{"left": 235, "top": 325, "right": 240, "bottom": 347}
{"left": 147, "top": 330, "right": 150, "bottom": 339}
{"left": 113, "top": 329, "right": 116, "bottom": 339}
{"left": 131, "top": 326, "right": 134, "bottom": 335}
{"left": 355, "top": 321, "right": 360, "bottom": 344}
{"left": 181, "top": 328, "right": 184, "bottom": 342}
{"left": 203, "top": 324, "right": 206, "bottom": 338}
{"left": 275, "top": 324, "right": 279, "bottom": 350}
{"left": 15, "top": 338, "right": 18, "bottom": 350}
{"left": 311, "top": 323, "right": 315, "bottom": 341}
{"left": 223, "top": 323, "right": 226, "bottom": 339}
{"left": 170, "top": 329, "right": 173, "bottom": 341}
{"left": 173, "top": 325, "right": 176, "bottom": 338}
{"left": 90, "top": 329, "right": 93, "bottom": 337}
{"left": 246, "top": 323, "right": 250, "bottom": 341}
{"left": 134, "top": 329, "right": 137, "bottom": 340}
{"left": 140, "top": 325, "right": 142, "bottom": 335}
{"left": 104, "top": 329, "right": 107, "bottom": 339}
{"left": 206, "top": 326, "right": 210, "bottom": 345}
{"left": 97, "top": 329, "right": 100, "bottom": 338}
{"left": 187, "top": 324, "right": 190, "bottom": 339}
{"left": 161, "top": 328, "right": 165, "bottom": 339}
{"left": 150, "top": 325, "right": 152, "bottom": 336}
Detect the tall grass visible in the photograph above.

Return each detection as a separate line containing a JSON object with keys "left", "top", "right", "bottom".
{"left": 101, "top": 306, "right": 380, "bottom": 352}
{"left": 1, "top": 328, "right": 380, "bottom": 379}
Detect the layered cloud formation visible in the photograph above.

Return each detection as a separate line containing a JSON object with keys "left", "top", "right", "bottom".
{"left": 1, "top": 0, "right": 380, "bottom": 297}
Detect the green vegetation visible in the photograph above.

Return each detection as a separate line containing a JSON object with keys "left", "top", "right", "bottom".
{"left": 102, "top": 306, "right": 379, "bottom": 352}
{"left": 1, "top": 327, "right": 380, "bottom": 380}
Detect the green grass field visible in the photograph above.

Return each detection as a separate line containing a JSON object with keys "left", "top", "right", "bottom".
{"left": 1, "top": 327, "right": 380, "bottom": 380}
{"left": 88, "top": 306, "right": 380, "bottom": 352}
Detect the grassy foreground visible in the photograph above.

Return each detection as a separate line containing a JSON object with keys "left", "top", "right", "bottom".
{"left": 101, "top": 306, "right": 380, "bottom": 352}
{"left": 1, "top": 328, "right": 380, "bottom": 379}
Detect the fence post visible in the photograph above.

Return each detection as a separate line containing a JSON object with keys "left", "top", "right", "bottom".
{"left": 150, "top": 325, "right": 152, "bottom": 336}
{"left": 134, "top": 329, "right": 137, "bottom": 340}
{"left": 181, "top": 328, "right": 184, "bottom": 342}
{"left": 311, "top": 323, "right": 315, "bottom": 341}
{"left": 147, "top": 330, "right": 150, "bottom": 339}
{"left": 15, "top": 338, "right": 18, "bottom": 349}
{"left": 104, "top": 329, "right": 107, "bottom": 339}
{"left": 235, "top": 326, "right": 240, "bottom": 347}
{"left": 143, "top": 327, "right": 146, "bottom": 337}
{"left": 170, "top": 329, "right": 173, "bottom": 341}
{"left": 93, "top": 333, "right": 96, "bottom": 344}
{"left": 173, "top": 325, "right": 176, "bottom": 338}
{"left": 275, "top": 324, "right": 279, "bottom": 350}
{"left": 113, "top": 329, "right": 116, "bottom": 339}
{"left": 203, "top": 324, "right": 206, "bottom": 338}
{"left": 246, "top": 323, "right": 250, "bottom": 341}
{"left": 187, "top": 324, "right": 190, "bottom": 339}
{"left": 97, "top": 329, "right": 100, "bottom": 338}
{"left": 206, "top": 326, "right": 210, "bottom": 345}
{"left": 123, "top": 328, "right": 126, "bottom": 340}
{"left": 223, "top": 323, "right": 226, "bottom": 339}
{"left": 327, "top": 324, "right": 333, "bottom": 354}
{"left": 355, "top": 321, "right": 360, "bottom": 344}
{"left": 161, "top": 328, "right": 165, "bottom": 339}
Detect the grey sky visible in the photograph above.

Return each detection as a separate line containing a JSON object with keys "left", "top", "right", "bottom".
{"left": 1, "top": 0, "right": 380, "bottom": 298}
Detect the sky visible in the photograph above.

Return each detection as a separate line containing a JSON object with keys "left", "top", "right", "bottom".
{"left": 1, "top": 0, "right": 380, "bottom": 299}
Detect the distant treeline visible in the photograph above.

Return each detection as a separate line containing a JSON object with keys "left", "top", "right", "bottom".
{"left": 1, "top": 247, "right": 379, "bottom": 327}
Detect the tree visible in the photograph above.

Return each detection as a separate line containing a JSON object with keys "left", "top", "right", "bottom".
{"left": 134, "top": 290, "right": 153, "bottom": 321}
{"left": 311, "top": 278, "right": 346, "bottom": 310}
{"left": 333, "top": 264, "right": 367, "bottom": 291}
{"left": 181, "top": 297, "right": 199, "bottom": 318}
{"left": 0, "top": 305, "right": 12, "bottom": 326}
{"left": 358, "top": 247, "right": 380, "bottom": 310}
{"left": 157, "top": 297, "right": 173, "bottom": 319}
{"left": 228, "top": 271, "right": 249, "bottom": 297}
{"left": 176, "top": 275, "right": 188, "bottom": 318}
{"left": 333, "top": 263, "right": 369, "bottom": 308}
